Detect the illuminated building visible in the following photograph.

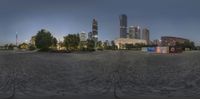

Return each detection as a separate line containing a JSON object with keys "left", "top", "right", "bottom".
{"left": 114, "top": 38, "right": 147, "bottom": 49}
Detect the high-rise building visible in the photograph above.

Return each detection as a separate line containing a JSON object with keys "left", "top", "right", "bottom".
{"left": 135, "top": 26, "right": 141, "bottom": 39}
{"left": 88, "top": 32, "right": 92, "bottom": 40}
{"left": 92, "top": 19, "right": 98, "bottom": 42}
{"left": 79, "top": 32, "right": 87, "bottom": 42}
{"left": 119, "top": 14, "right": 127, "bottom": 38}
{"left": 142, "top": 28, "right": 150, "bottom": 44}
{"left": 129, "top": 26, "right": 136, "bottom": 39}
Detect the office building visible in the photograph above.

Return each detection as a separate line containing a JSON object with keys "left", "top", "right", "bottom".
{"left": 129, "top": 26, "right": 136, "bottom": 39}
{"left": 88, "top": 32, "right": 93, "bottom": 40}
{"left": 92, "top": 19, "right": 98, "bottom": 42}
{"left": 135, "top": 26, "right": 141, "bottom": 39}
{"left": 79, "top": 32, "right": 87, "bottom": 42}
{"left": 142, "top": 28, "right": 150, "bottom": 44}
{"left": 161, "top": 36, "right": 189, "bottom": 46}
{"left": 120, "top": 14, "right": 128, "bottom": 38}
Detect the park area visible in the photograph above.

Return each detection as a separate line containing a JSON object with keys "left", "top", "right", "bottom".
{"left": 0, "top": 50, "right": 200, "bottom": 99}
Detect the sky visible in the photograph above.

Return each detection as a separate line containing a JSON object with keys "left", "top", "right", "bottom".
{"left": 0, "top": 0, "right": 200, "bottom": 45}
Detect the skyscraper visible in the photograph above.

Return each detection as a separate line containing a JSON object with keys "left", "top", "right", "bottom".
{"left": 119, "top": 14, "right": 127, "bottom": 38}
{"left": 129, "top": 26, "right": 136, "bottom": 39}
{"left": 142, "top": 28, "right": 150, "bottom": 44}
{"left": 88, "top": 32, "right": 92, "bottom": 40}
{"left": 92, "top": 19, "right": 98, "bottom": 42}
{"left": 134, "top": 26, "right": 141, "bottom": 39}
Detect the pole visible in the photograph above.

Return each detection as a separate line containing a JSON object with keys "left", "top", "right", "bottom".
{"left": 16, "top": 32, "right": 18, "bottom": 46}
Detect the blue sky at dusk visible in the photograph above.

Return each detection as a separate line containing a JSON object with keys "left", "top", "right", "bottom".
{"left": 0, "top": 0, "right": 200, "bottom": 45}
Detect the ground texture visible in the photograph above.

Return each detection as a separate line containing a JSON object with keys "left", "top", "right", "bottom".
{"left": 0, "top": 50, "right": 200, "bottom": 99}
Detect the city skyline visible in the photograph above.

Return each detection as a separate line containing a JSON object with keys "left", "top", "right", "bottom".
{"left": 0, "top": 0, "right": 200, "bottom": 45}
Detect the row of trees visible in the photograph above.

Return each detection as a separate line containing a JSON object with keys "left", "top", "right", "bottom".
{"left": 33, "top": 29, "right": 118, "bottom": 52}
{"left": 33, "top": 29, "right": 98, "bottom": 51}
{"left": 3, "top": 44, "right": 17, "bottom": 50}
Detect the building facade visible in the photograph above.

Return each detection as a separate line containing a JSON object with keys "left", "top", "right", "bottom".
{"left": 161, "top": 36, "right": 189, "bottom": 46}
{"left": 119, "top": 14, "right": 128, "bottom": 38}
{"left": 153, "top": 39, "right": 161, "bottom": 46}
{"left": 142, "top": 28, "right": 150, "bottom": 44}
{"left": 92, "top": 19, "right": 98, "bottom": 42}
{"left": 135, "top": 26, "right": 141, "bottom": 39}
{"left": 88, "top": 32, "right": 93, "bottom": 40}
{"left": 129, "top": 26, "right": 136, "bottom": 39}
{"left": 128, "top": 26, "right": 141, "bottom": 39}
{"left": 114, "top": 38, "right": 147, "bottom": 49}
{"left": 79, "top": 32, "right": 87, "bottom": 42}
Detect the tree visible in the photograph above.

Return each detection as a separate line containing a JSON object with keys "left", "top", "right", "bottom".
{"left": 4, "top": 44, "right": 9, "bottom": 49}
{"left": 96, "top": 41, "right": 103, "bottom": 50}
{"left": 86, "top": 39, "right": 95, "bottom": 51}
{"left": 125, "top": 44, "right": 134, "bottom": 50}
{"left": 111, "top": 41, "right": 117, "bottom": 50}
{"left": 63, "top": 34, "right": 80, "bottom": 51}
{"left": 8, "top": 44, "right": 15, "bottom": 50}
{"left": 57, "top": 41, "right": 65, "bottom": 50}
{"left": 103, "top": 41, "right": 109, "bottom": 50}
{"left": 79, "top": 41, "right": 87, "bottom": 51}
{"left": 52, "top": 37, "right": 58, "bottom": 47}
{"left": 29, "top": 44, "right": 36, "bottom": 51}
{"left": 190, "top": 41, "right": 195, "bottom": 50}
{"left": 51, "top": 37, "right": 58, "bottom": 50}
{"left": 35, "top": 29, "right": 53, "bottom": 51}
{"left": 135, "top": 43, "right": 146, "bottom": 48}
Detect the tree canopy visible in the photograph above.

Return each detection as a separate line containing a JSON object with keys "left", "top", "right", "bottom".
{"left": 35, "top": 29, "right": 54, "bottom": 51}
{"left": 63, "top": 34, "right": 80, "bottom": 51}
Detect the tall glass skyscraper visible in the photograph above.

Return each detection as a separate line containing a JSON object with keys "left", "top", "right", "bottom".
{"left": 92, "top": 19, "right": 98, "bottom": 42}
{"left": 129, "top": 26, "right": 136, "bottom": 39}
{"left": 129, "top": 26, "right": 141, "bottom": 39}
{"left": 119, "top": 14, "right": 127, "bottom": 38}
{"left": 135, "top": 26, "right": 141, "bottom": 39}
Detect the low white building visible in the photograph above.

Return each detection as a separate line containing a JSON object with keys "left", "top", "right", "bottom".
{"left": 114, "top": 38, "right": 147, "bottom": 49}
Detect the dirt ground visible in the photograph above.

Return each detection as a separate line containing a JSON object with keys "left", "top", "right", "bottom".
{"left": 0, "top": 50, "right": 200, "bottom": 99}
